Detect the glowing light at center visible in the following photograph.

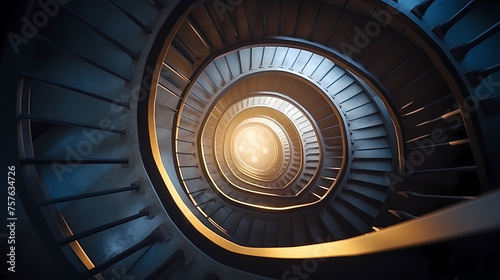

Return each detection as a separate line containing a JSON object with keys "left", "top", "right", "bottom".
{"left": 232, "top": 124, "right": 279, "bottom": 174}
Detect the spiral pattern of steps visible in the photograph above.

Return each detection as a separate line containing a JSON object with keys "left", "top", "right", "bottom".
{"left": 154, "top": 44, "right": 397, "bottom": 246}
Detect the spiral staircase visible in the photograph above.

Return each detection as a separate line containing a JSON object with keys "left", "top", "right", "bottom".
{"left": 2, "top": 0, "right": 500, "bottom": 279}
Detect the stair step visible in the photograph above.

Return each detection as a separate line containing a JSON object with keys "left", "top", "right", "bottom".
{"left": 165, "top": 46, "right": 195, "bottom": 79}
{"left": 351, "top": 160, "right": 392, "bottom": 172}
{"left": 222, "top": 211, "right": 243, "bottom": 236}
{"left": 318, "top": 208, "right": 347, "bottom": 240}
{"left": 345, "top": 182, "right": 388, "bottom": 204}
{"left": 305, "top": 214, "right": 329, "bottom": 243}
{"left": 352, "top": 148, "right": 392, "bottom": 159}
{"left": 345, "top": 103, "right": 378, "bottom": 119}
{"left": 264, "top": 219, "right": 279, "bottom": 247}
{"left": 248, "top": 218, "right": 266, "bottom": 246}
{"left": 277, "top": 217, "right": 293, "bottom": 246}
{"left": 349, "top": 114, "right": 384, "bottom": 130}
{"left": 292, "top": 215, "right": 312, "bottom": 246}
{"left": 331, "top": 201, "right": 369, "bottom": 235}
{"left": 349, "top": 172, "right": 390, "bottom": 188}
{"left": 351, "top": 125, "right": 388, "bottom": 140}
{"left": 352, "top": 137, "right": 390, "bottom": 151}
{"left": 338, "top": 191, "right": 380, "bottom": 219}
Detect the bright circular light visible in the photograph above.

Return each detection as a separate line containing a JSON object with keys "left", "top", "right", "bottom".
{"left": 246, "top": 130, "right": 256, "bottom": 139}
{"left": 232, "top": 123, "right": 280, "bottom": 175}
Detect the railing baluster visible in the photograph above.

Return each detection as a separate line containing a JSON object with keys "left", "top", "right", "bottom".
{"left": 413, "top": 166, "right": 477, "bottom": 174}
{"left": 177, "top": 126, "right": 196, "bottom": 134}
{"left": 308, "top": 57, "right": 325, "bottom": 78}
{"left": 188, "top": 189, "right": 206, "bottom": 195}
{"left": 186, "top": 16, "right": 213, "bottom": 51}
{"left": 322, "top": 124, "right": 340, "bottom": 131}
{"left": 289, "top": 49, "right": 302, "bottom": 71}
{"left": 321, "top": 176, "right": 336, "bottom": 182}
{"left": 106, "top": 0, "right": 152, "bottom": 33}
{"left": 143, "top": 250, "right": 184, "bottom": 280}
{"left": 176, "top": 139, "right": 194, "bottom": 145}
{"left": 61, "top": 209, "right": 150, "bottom": 244}
{"left": 158, "top": 83, "right": 181, "bottom": 100}
{"left": 261, "top": 0, "right": 267, "bottom": 36}
{"left": 195, "top": 198, "right": 215, "bottom": 207}
{"left": 382, "top": 51, "right": 421, "bottom": 81}
{"left": 196, "top": 79, "right": 214, "bottom": 97}
{"left": 36, "top": 35, "right": 132, "bottom": 82}
{"left": 466, "top": 62, "right": 500, "bottom": 87}
{"left": 56, "top": 1, "right": 139, "bottom": 60}
{"left": 397, "top": 191, "right": 476, "bottom": 201}
{"left": 326, "top": 146, "right": 343, "bottom": 151}
{"left": 309, "top": 0, "right": 324, "bottom": 41}
{"left": 367, "top": 28, "right": 406, "bottom": 68}
{"left": 293, "top": 0, "right": 303, "bottom": 37}
{"left": 151, "top": 0, "right": 166, "bottom": 9}
{"left": 411, "top": 0, "right": 436, "bottom": 19}
{"left": 451, "top": 21, "right": 500, "bottom": 61}
{"left": 181, "top": 114, "right": 198, "bottom": 124}
{"left": 243, "top": 0, "right": 253, "bottom": 37}
{"left": 408, "top": 139, "right": 470, "bottom": 151}
{"left": 19, "top": 114, "right": 126, "bottom": 134}
{"left": 406, "top": 108, "right": 460, "bottom": 126}
{"left": 183, "top": 176, "right": 202, "bottom": 182}
{"left": 203, "top": 67, "right": 221, "bottom": 90}
{"left": 202, "top": 3, "right": 225, "bottom": 44}
{"left": 326, "top": 0, "right": 348, "bottom": 45}
{"left": 389, "top": 210, "right": 416, "bottom": 220}
{"left": 172, "top": 37, "right": 198, "bottom": 64}
{"left": 393, "top": 67, "right": 436, "bottom": 95}
{"left": 63, "top": 209, "right": 149, "bottom": 244}
{"left": 39, "top": 182, "right": 140, "bottom": 206}
{"left": 84, "top": 227, "right": 165, "bottom": 278}
{"left": 184, "top": 102, "right": 202, "bottom": 113}
{"left": 163, "top": 62, "right": 190, "bottom": 83}
{"left": 20, "top": 158, "right": 129, "bottom": 165}
{"left": 406, "top": 123, "right": 463, "bottom": 144}
{"left": 213, "top": 60, "right": 227, "bottom": 85}
{"left": 432, "top": 0, "right": 478, "bottom": 39}
{"left": 400, "top": 93, "right": 453, "bottom": 115}
{"left": 20, "top": 75, "right": 129, "bottom": 108}
{"left": 177, "top": 152, "right": 195, "bottom": 156}
{"left": 259, "top": 47, "right": 267, "bottom": 68}
{"left": 326, "top": 73, "right": 346, "bottom": 89}
{"left": 224, "top": 0, "right": 239, "bottom": 39}
{"left": 300, "top": 53, "right": 314, "bottom": 74}
{"left": 317, "top": 114, "right": 336, "bottom": 123}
